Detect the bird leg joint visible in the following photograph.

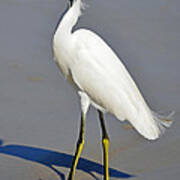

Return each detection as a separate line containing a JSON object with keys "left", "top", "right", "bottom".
{"left": 102, "top": 136, "right": 109, "bottom": 146}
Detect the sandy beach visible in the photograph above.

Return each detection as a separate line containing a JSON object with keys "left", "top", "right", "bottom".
{"left": 0, "top": 0, "right": 180, "bottom": 179}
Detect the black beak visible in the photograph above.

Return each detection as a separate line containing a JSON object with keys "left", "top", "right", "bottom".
{"left": 68, "top": 0, "right": 73, "bottom": 7}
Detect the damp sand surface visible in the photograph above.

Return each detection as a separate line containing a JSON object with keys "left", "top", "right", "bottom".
{"left": 0, "top": 0, "right": 180, "bottom": 179}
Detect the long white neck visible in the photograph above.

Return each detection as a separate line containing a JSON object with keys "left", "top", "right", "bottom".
{"left": 55, "top": 0, "right": 82, "bottom": 36}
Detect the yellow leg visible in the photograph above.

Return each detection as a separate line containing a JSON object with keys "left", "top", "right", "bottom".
{"left": 68, "top": 112, "right": 85, "bottom": 180}
{"left": 98, "top": 110, "right": 110, "bottom": 180}
{"left": 103, "top": 138, "right": 109, "bottom": 180}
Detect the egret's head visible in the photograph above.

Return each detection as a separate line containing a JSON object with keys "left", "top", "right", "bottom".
{"left": 68, "top": 0, "right": 73, "bottom": 8}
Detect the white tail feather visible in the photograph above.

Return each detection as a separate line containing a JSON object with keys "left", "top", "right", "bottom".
{"left": 128, "top": 109, "right": 174, "bottom": 140}
{"left": 152, "top": 111, "right": 174, "bottom": 134}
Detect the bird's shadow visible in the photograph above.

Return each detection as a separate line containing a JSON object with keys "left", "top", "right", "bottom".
{"left": 0, "top": 139, "right": 134, "bottom": 180}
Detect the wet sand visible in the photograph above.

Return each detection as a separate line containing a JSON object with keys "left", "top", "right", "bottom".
{"left": 0, "top": 0, "right": 180, "bottom": 179}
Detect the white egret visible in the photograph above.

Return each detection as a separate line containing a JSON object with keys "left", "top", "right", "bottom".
{"left": 53, "top": 0, "right": 173, "bottom": 179}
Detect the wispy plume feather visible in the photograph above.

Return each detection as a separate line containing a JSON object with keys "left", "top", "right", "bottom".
{"left": 152, "top": 110, "right": 174, "bottom": 135}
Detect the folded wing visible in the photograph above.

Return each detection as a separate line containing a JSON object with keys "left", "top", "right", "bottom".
{"left": 71, "top": 29, "right": 172, "bottom": 140}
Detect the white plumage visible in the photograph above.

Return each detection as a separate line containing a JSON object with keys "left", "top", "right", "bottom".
{"left": 53, "top": 0, "right": 172, "bottom": 140}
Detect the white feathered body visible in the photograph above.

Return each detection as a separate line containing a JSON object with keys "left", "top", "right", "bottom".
{"left": 53, "top": 0, "right": 172, "bottom": 140}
